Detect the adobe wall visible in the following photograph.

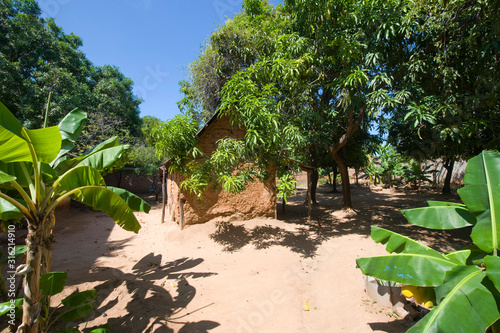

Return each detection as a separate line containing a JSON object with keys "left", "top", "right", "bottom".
{"left": 166, "top": 114, "right": 276, "bottom": 226}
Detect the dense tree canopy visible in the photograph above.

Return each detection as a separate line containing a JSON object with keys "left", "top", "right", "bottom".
{"left": 0, "top": 0, "right": 142, "bottom": 151}
{"left": 171, "top": 0, "right": 499, "bottom": 208}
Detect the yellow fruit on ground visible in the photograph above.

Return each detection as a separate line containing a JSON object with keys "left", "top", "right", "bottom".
{"left": 401, "top": 286, "right": 416, "bottom": 298}
{"left": 401, "top": 285, "right": 435, "bottom": 306}
{"left": 424, "top": 300, "right": 434, "bottom": 309}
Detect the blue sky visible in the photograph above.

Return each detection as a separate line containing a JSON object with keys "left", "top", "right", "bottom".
{"left": 39, "top": 0, "right": 281, "bottom": 122}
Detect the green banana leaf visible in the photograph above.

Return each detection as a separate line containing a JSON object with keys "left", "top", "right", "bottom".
{"left": 408, "top": 266, "right": 500, "bottom": 333}
{"left": 83, "top": 136, "right": 120, "bottom": 156}
{"left": 56, "top": 166, "right": 106, "bottom": 191}
{"left": 59, "top": 303, "right": 94, "bottom": 322}
{"left": 54, "top": 137, "right": 125, "bottom": 174}
{"left": 107, "top": 186, "right": 151, "bottom": 213}
{"left": 0, "top": 102, "right": 62, "bottom": 163}
{"left": 485, "top": 255, "right": 500, "bottom": 293}
{"left": 356, "top": 253, "right": 457, "bottom": 286}
{"left": 371, "top": 226, "right": 448, "bottom": 256}
{"left": 77, "top": 145, "right": 129, "bottom": 171}
{"left": 0, "top": 298, "right": 22, "bottom": 316}
{"left": 444, "top": 250, "right": 471, "bottom": 265}
{"left": 87, "top": 324, "right": 111, "bottom": 333}
{"left": 0, "top": 196, "right": 23, "bottom": 220}
{"left": 0, "top": 161, "right": 58, "bottom": 189}
{"left": 40, "top": 272, "right": 67, "bottom": 296}
{"left": 61, "top": 289, "right": 97, "bottom": 307}
{"left": 0, "top": 169, "right": 16, "bottom": 185}
{"left": 52, "top": 109, "right": 87, "bottom": 167}
{"left": 0, "top": 126, "right": 61, "bottom": 164}
{"left": 0, "top": 101, "right": 23, "bottom": 140}
{"left": 402, "top": 205, "right": 475, "bottom": 230}
{"left": 69, "top": 186, "right": 141, "bottom": 233}
{"left": 356, "top": 227, "right": 459, "bottom": 286}
{"left": 458, "top": 150, "right": 500, "bottom": 253}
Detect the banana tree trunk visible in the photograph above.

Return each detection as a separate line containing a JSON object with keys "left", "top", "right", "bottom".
{"left": 40, "top": 213, "right": 55, "bottom": 276}
{"left": 17, "top": 225, "right": 42, "bottom": 333}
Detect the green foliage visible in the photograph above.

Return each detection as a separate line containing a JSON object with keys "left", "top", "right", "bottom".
{"left": 364, "top": 143, "right": 405, "bottom": 187}
{"left": 0, "top": 101, "right": 150, "bottom": 331}
{"left": 179, "top": 138, "right": 257, "bottom": 198}
{"left": 0, "top": 1, "right": 142, "bottom": 151}
{"left": 357, "top": 150, "right": 500, "bottom": 332}
{"left": 277, "top": 173, "right": 297, "bottom": 204}
{"left": 386, "top": 0, "right": 500, "bottom": 164}
{"left": 401, "top": 161, "right": 436, "bottom": 188}
{"left": 127, "top": 144, "right": 162, "bottom": 177}
{"left": 152, "top": 114, "right": 201, "bottom": 171}
{"left": 38, "top": 272, "right": 101, "bottom": 332}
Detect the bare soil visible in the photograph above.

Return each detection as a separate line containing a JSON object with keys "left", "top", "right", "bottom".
{"left": 4, "top": 185, "right": 472, "bottom": 332}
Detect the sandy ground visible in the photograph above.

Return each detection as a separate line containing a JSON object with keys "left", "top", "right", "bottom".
{"left": 3, "top": 185, "right": 471, "bottom": 332}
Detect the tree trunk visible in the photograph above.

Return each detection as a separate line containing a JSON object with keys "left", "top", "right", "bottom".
{"left": 17, "top": 225, "right": 42, "bottom": 333}
{"left": 40, "top": 213, "right": 55, "bottom": 276}
{"left": 330, "top": 167, "right": 339, "bottom": 193}
{"left": 442, "top": 159, "right": 455, "bottom": 194}
{"left": 331, "top": 151, "right": 352, "bottom": 209}
{"left": 309, "top": 147, "right": 318, "bottom": 204}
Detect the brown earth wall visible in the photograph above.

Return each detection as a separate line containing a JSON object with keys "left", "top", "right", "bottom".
{"left": 166, "top": 114, "right": 276, "bottom": 226}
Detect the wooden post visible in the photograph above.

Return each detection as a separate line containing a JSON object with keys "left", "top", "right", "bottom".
{"left": 179, "top": 198, "right": 186, "bottom": 230}
{"left": 161, "top": 167, "right": 166, "bottom": 223}
{"left": 307, "top": 170, "right": 312, "bottom": 221}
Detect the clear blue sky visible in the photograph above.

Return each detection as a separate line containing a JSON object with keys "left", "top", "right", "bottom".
{"left": 39, "top": 0, "right": 282, "bottom": 122}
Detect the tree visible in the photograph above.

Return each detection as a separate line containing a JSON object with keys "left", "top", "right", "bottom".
{"left": 0, "top": 101, "right": 150, "bottom": 332}
{"left": 181, "top": 2, "right": 281, "bottom": 122}
{"left": 385, "top": 0, "right": 500, "bottom": 193}
{"left": 0, "top": 0, "right": 143, "bottom": 151}
{"left": 174, "top": 0, "right": 406, "bottom": 210}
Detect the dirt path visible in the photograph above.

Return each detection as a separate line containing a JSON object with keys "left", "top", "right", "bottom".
{"left": 17, "top": 186, "right": 472, "bottom": 332}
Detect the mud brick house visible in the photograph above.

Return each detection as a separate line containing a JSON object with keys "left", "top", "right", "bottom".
{"left": 162, "top": 112, "right": 277, "bottom": 228}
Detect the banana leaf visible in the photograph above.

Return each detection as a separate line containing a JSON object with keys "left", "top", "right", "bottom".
{"left": 61, "top": 289, "right": 97, "bottom": 307}
{"left": 357, "top": 227, "right": 460, "bottom": 286}
{"left": 54, "top": 137, "right": 126, "bottom": 174}
{"left": 458, "top": 150, "right": 500, "bottom": 253}
{"left": 0, "top": 196, "right": 23, "bottom": 220}
{"left": 444, "top": 250, "right": 471, "bottom": 265}
{"left": 52, "top": 109, "right": 87, "bottom": 166}
{"left": 59, "top": 303, "right": 94, "bottom": 322}
{"left": 408, "top": 265, "right": 500, "bottom": 333}
{"left": 40, "top": 272, "right": 67, "bottom": 296}
{"left": 77, "top": 145, "right": 129, "bottom": 171}
{"left": 56, "top": 166, "right": 106, "bottom": 191}
{"left": 1, "top": 102, "right": 62, "bottom": 163}
{"left": 0, "top": 169, "right": 16, "bottom": 185}
{"left": 371, "top": 226, "right": 448, "bottom": 256}
{"left": 69, "top": 186, "right": 141, "bottom": 233}
{"left": 0, "top": 298, "right": 22, "bottom": 316}
{"left": 107, "top": 186, "right": 151, "bottom": 213}
{"left": 485, "top": 255, "right": 500, "bottom": 293}
{"left": 402, "top": 205, "right": 475, "bottom": 229}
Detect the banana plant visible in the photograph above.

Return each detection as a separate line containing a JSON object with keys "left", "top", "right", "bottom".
{"left": 357, "top": 150, "right": 500, "bottom": 332}
{"left": 0, "top": 101, "right": 150, "bottom": 333}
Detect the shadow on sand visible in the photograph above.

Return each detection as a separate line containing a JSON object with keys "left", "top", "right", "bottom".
{"left": 53, "top": 253, "right": 218, "bottom": 332}
{"left": 209, "top": 186, "right": 472, "bottom": 259}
